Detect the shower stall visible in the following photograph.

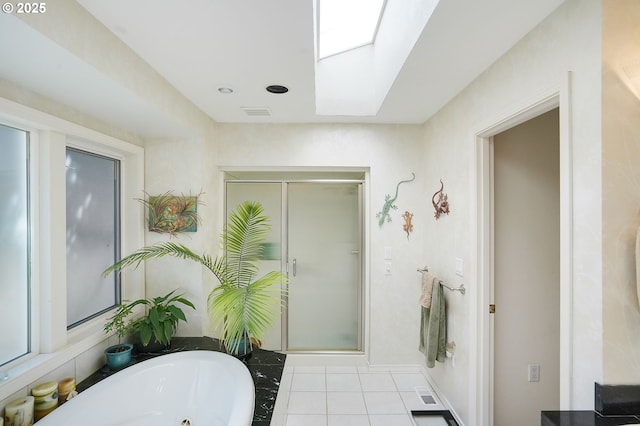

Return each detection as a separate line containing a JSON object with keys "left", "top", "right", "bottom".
{"left": 225, "top": 175, "right": 364, "bottom": 353}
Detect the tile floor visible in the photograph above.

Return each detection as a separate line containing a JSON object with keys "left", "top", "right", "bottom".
{"left": 269, "top": 363, "right": 445, "bottom": 426}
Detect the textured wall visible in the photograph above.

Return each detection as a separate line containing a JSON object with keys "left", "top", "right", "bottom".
{"left": 602, "top": 0, "right": 640, "bottom": 384}
{"left": 215, "top": 123, "right": 428, "bottom": 365}
{"left": 143, "top": 138, "right": 219, "bottom": 339}
{"left": 421, "top": 0, "right": 602, "bottom": 421}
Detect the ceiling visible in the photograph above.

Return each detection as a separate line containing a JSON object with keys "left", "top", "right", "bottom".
{"left": 0, "top": 0, "right": 566, "bottom": 137}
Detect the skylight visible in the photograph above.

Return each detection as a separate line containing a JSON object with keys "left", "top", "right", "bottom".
{"left": 317, "top": 0, "right": 386, "bottom": 60}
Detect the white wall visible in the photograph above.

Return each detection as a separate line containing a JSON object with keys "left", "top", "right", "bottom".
{"left": 602, "top": 0, "right": 640, "bottom": 384}
{"left": 421, "top": 0, "right": 602, "bottom": 421}
{"left": 143, "top": 138, "right": 217, "bottom": 339}
{"left": 214, "top": 123, "right": 427, "bottom": 365}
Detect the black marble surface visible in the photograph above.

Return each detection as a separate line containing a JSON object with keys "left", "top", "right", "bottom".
{"left": 596, "top": 383, "right": 640, "bottom": 416}
{"left": 540, "top": 383, "right": 640, "bottom": 425}
{"left": 541, "top": 411, "right": 640, "bottom": 426}
{"left": 77, "top": 337, "right": 286, "bottom": 426}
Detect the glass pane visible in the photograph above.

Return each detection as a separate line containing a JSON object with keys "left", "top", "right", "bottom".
{"left": 0, "top": 124, "right": 29, "bottom": 366}
{"left": 318, "top": 0, "right": 386, "bottom": 59}
{"left": 66, "top": 148, "right": 120, "bottom": 327}
{"left": 226, "top": 182, "right": 283, "bottom": 351}
{"left": 287, "top": 182, "right": 361, "bottom": 351}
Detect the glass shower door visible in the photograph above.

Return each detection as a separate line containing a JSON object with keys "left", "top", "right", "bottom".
{"left": 287, "top": 182, "right": 362, "bottom": 351}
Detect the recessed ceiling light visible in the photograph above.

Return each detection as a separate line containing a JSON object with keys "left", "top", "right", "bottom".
{"left": 266, "top": 85, "right": 289, "bottom": 94}
{"left": 217, "top": 87, "right": 234, "bottom": 94}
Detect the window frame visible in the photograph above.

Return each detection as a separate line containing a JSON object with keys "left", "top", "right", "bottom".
{"left": 0, "top": 97, "right": 144, "bottom": 402}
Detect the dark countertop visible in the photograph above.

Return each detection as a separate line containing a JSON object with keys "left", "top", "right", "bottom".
{"left": 542, "top": 411, "right": 640, "bottom": 426}
{"left": 77, "top": 337, "right": 285, "bottom": 426}
{"left": 542, "top": 384, "right": 640, "bottom": 425}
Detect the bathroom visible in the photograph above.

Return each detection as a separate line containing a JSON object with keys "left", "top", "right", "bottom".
{"left": 1, "top": 0, "right": 640, "bottom": 425}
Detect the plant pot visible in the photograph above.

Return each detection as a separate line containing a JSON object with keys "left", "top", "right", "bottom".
{"left": 133, "top": 333, "right": 169, "bottom": 353}
{"left": 104, "top": 343, "right": 133, "bottom": 371}
{"left": 226, "top": 333, "right": 252, "bottom": 358}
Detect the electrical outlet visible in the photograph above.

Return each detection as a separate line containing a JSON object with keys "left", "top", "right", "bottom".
{"left": 528, "top": 363, "right": 540, "bottom": 382}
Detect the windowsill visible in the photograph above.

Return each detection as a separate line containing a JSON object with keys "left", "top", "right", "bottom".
{"left": 0, "top": 324, "right": 110, "bottom": 402}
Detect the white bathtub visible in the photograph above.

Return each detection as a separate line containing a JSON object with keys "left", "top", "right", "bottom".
{"left": 37, "top": 351, "right": 255, "bottom": 426}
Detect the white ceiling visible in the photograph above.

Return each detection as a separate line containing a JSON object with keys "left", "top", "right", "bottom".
{"left": 0, "top": 0, "right": 566, "bottom": 137}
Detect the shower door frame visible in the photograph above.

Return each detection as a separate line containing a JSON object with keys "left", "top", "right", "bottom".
{"left": 224, "top": 177, "right": 366, "bottom": 354}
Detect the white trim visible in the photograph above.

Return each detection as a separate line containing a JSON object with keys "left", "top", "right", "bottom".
{"left": 421, "top": 366, "right": 465, "bottom": 425}
{"left": 0, "top": 327, "right": 111, "bottom": 402}
{"left": 558, "top": 71, "right": 574, "bottom": 410}
{"left": 0, "top": 97, "right": 143, "bottom": 153}
{"left": 0, "top": 96, "right": 144, "bottom": 402}
{"left": 471, "top": 80, "right": 573, "bottom": 425}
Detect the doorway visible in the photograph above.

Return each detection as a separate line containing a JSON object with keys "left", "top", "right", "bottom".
{"left": 491, "top": 108, "right": 560, "bottom": 425}
{"left": 225, "top": 176, "right": 364, "bottom": 353}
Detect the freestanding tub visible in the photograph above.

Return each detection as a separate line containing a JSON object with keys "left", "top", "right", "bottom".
{"left": 37, "top": 351, "right": 255, "bottom": 426}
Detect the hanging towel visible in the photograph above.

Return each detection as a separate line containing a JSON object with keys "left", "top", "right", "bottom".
{"left": 419, "top": 271, "right": 437, "bottom": 308}
{"left": 419, "top": 280, "right": 447, "bottom": 368}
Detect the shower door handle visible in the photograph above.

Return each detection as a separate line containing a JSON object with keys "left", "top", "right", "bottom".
{"left": 292, "top": 258, "right": 297, "bottom": 277}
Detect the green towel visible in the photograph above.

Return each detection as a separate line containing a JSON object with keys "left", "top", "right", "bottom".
{"left": 419, "top": 279, "right": 446, "bottom": 368}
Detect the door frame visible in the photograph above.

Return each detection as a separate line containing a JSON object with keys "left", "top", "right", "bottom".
{"left": 472, "top": 73, "right": 574, "bottom": 425}
{"left": 221, "top": 170, "right": 368, "bottom": 355}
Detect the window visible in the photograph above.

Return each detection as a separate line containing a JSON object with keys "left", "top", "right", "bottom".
{"left": 317, "top": 0, "right": 386, "bottom": 59}
{"left": 66, "top": 147, "right": 121, "bottom": 328}
{"left": 0, "top": 124, "right": 30, "bottom": 367}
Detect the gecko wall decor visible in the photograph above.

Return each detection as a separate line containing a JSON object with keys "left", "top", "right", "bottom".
{"left": 402, "top": 211, "right": 414, "bottom": 239}
{"left": 376, "top": 172, "right": 416, "bottom": 227}
{"left": 432, "top": 179, "right": 450, "bottom": 220}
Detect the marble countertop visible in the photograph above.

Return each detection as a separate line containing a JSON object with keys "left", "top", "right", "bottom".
{"left": 542, "top": 411, "right": 640, "bottom": 426}
{"left": 78, "top": 336, "right": 286, "bottom": 426}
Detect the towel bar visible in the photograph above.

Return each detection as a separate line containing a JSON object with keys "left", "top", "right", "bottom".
{"left": 417, "top": 267, "right": 466, "bottom": 295}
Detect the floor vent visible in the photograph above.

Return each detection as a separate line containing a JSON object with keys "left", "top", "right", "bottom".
{"left": 415, "top": 387, "right": 438, "bottom": 405}
{"left": 241, "top": 107, "right": 271, "bottom": 117}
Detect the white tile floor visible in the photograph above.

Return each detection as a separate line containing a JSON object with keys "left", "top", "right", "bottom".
{"left": 270, "top": 363, "right": 444, "bottom": 426}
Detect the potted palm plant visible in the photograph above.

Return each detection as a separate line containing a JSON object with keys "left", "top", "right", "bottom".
{"left": 103, "top": 201, "right": 287, "bottom": 357}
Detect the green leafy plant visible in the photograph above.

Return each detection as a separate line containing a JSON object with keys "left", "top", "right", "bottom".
{"left": 103, "top": 303, "right": 134, "bottom": 343}
{"left": 103, "top": 201, "right": 287, "bottom": 355}
{"left": 103, "top": 290, "right": 195, "bottom": 346}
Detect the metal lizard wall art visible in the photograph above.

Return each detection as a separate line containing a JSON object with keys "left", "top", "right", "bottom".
{"left": 376, "top": 172, "right": 416, "bottom": 227}
{"left": 432, "top": 179, "right": 450, "bottom": 220}
{"left": 402, "top": 211, "right": 414, "bottom": 239}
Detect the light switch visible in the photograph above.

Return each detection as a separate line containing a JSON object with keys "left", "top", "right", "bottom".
{"left": 455, "top": 257, "right": 464, "bottom": 277}
{"left": 384, "top": 261, "right": 392, "bottom": 276}
{"left": 384, "top": 246, "right": 393, "bottom": 260}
